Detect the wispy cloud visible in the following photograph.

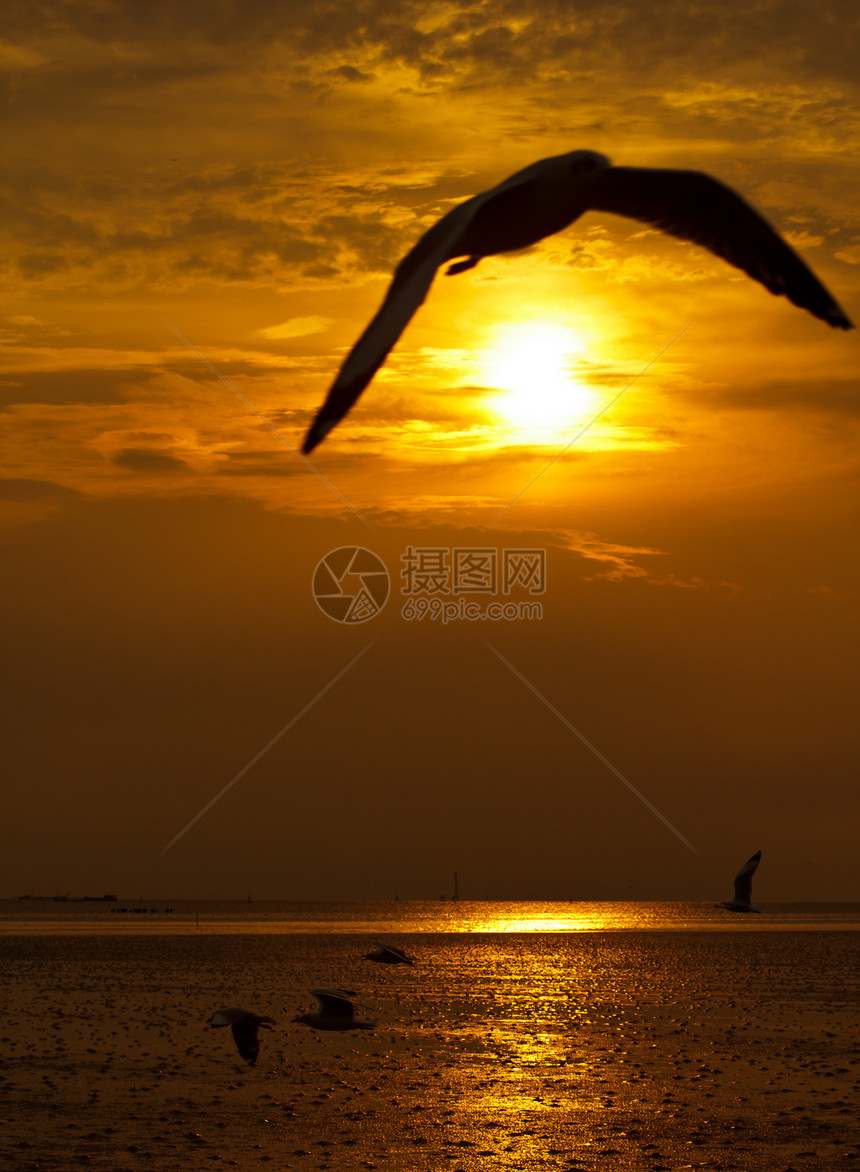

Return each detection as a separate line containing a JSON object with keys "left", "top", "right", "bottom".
{"left": 257, "top": 316, "right": 333, "bottom": 339}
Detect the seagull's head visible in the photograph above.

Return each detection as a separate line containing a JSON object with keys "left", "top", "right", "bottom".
{"left": 565, "top": 150, "right": 611, "bottom": 179}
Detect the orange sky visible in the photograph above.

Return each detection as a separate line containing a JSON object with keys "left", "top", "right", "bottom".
{"left": 2, "top": 0, "right": 858, "bottom": 900}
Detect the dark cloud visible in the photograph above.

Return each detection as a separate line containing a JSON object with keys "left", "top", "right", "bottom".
{"left": 3, "top": 161, "right": 446, "bottom": 291}
{"left": 213, "top": 451, "right": 306, "bottom": 477}
{"left": 6, "top": 2, "right": 857, "bottom": 128}
{"left": 706, "top": 376, "right": 860, "bottom": 418}
{"left": 328, "top": 64, "right": 375, "bottom": 83}
{"left": 0, "top": 369, "right": 149, "bottom": 407}
{"left": 311, "top": 212, "right": 406, "bottom": 274}
{"left": 2, "top": 186, "right": 336, "bottom": 290}
{"left": 112, "top": 448, "right": 188, "bottom": 471}
{"left": 287, "top": 0, "right": 859, "bottom": 89}
{"left": 5, "top": 0, "right": 857, "bottom": 303}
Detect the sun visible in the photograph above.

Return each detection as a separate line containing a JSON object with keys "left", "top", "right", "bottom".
{"left": 481, "top": 320, "right": 599, "bottom": 429}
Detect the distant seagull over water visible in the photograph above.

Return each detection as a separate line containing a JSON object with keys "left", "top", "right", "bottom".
{"left": 365, "top": 942, "right": 414, "bottom": 965}
{"left": 293, "top": 989, "right": 377, "bottom": 1031}
{"left": 208, "top": 1008, "right": 276, "bottom": 1064}
{"left": 717, "top": 849, "right": 763, "bottom": 913}
{"left": 302, "top": 150, "right": 853, "bottom": 453}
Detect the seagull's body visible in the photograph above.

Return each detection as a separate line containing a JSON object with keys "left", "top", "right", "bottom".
{"left": 365, "top": 942, "right": 414, "bottom": 965}
{"left": 717, "top": 850, "right": 763, "bottom": 913}
{"left": 302, "top": 150, "right": 852, "bottom": 453}
{"left": 208, "top": 1008, "right": 275, "bottom": 1064}
{"left": 293, "top": 989, "right": 376, "bottom": 1031}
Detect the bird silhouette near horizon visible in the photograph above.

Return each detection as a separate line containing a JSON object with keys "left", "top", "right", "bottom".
{"left": 208, "top": 1008, "right": 276, "bottom": 1064}
{"left": 365, "top": 942, "right": 415, "bottom": 965}
{"left": 717, "top": 849, "right": 763, "bottom": 913}
{"left": 293, "top": 989, "right": 377, "bottom": 1031}
{"left": 302, "top": 149, "right": 853, "bottom": 454}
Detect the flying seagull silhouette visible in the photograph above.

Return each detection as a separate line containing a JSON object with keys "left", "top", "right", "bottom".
{"left": 365, "top": 942, "right": 414, "bottom": 965}
{"left": 716, "top": 849, "right": 763, "bottom": 913}
{"left": 208, "top": 1008, "right": 276, "bottom": 1064}
{"left": 293, "top": 989, "right": 377, "bottom": 1031}
{"left": 302, "top": 150, "right": 853, "bottom": 453}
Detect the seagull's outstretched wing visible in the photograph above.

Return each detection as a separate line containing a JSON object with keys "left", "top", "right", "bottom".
{"left": 366, "top": 942, "right": 415, "bottom": 964}
{"left": 367, "top": 942, "right": 414, "bottom": 964}
{"left": 590, "top": 168, "right": 853, "bottom": 329}
{"left": 295, "top": 988, "right": 376, "bottom": 1030}
{"left": 209, "top": 1008, "right": 275, "bottom": 1064}
{"left": 300, "top": 181, "right": 527, "bottom": 455}
{"left": 311, "top": 988, "right": 357, "bottom": 1018}
{"left": 732, "top": 849, "right": 762, "bottom": 906}
{"left": 231, "top": 1016, "right": 262, "bottom": 1063}
{"left": 209, "top": 1007, "right": 249, "bottom": 1027}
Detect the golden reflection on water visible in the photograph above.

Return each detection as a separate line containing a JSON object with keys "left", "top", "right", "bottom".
{"left": 423, "top": 934, "right": 614, "bottom": 1165}
{"left": 467, "top": 912, "right": 610, "bottom": 933}
{"left": 4, "top": 899, "right": 859, "bottom": 936}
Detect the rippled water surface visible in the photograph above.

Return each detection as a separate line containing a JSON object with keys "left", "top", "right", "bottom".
{"left": 3, "top": 930, "right": 860, "bottom": 1171}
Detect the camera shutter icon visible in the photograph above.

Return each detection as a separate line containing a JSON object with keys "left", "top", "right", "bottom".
{"left": 312, "top": 547, "right": 390, "bottom": 623}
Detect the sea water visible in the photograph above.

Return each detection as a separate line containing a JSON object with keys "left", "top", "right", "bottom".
{"left": 2, "top": 898, "right": 860, "bottom": 935}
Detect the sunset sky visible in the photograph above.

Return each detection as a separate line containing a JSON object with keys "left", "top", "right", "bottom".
{"left": 2, "top": 0, "right": 858, "bottom": 901}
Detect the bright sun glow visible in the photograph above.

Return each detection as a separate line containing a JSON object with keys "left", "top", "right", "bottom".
{"left": 481, "top": 321, "right": 599, "bottom": 430}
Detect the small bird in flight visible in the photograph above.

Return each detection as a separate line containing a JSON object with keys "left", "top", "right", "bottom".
{"left": 302, "top": 150, "right": 852, "bottom": 454}
{"left": 365, "top": 942, "right": 414, "bottom": 965}
{"left": 716, "top": 849, "right": 763, "bottom": 913}
{"left": 293, "top": 989, "right": 377, "bottom": 1031}
{"left": 208, "top": 1008, "right": 276, "bottom": 1064}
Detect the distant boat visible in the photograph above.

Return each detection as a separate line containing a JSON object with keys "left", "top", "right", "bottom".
{"left": 51, "top": 894, "right": 117, "bottom": 902}
{"left": 453, "top": 872, "right": 460, "bottom": 902}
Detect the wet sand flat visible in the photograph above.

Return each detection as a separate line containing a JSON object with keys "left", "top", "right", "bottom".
{"left": 1, "top": 932, "right": 859, "bottom": 1171}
